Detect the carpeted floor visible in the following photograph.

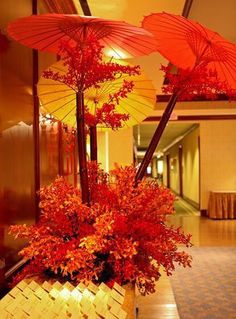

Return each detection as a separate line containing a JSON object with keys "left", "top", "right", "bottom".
{"left": 170, "top": 247, "right": 236, "bottom": 319}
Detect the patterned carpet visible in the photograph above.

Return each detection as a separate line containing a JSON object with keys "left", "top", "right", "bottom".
{"left": 170, "top": 247, "right": 236, "bottom": 319}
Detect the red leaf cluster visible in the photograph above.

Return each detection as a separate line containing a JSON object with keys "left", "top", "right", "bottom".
{"left": 9, "top": 163, "right": 192, "bottom": 294}
{"left": 86, "top": 102, "right": 130, "bottom": 130}
{"left": 84, "top": 80, "right": 133, "bottom": 129}
{"left": 161, "top": 64, "right": 236, "bottom": 101}
{"left": 43, "top": 40, "right": 140, "bottom": 130}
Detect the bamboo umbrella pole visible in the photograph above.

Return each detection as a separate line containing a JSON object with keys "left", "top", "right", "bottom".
{"left": 135, "top": 93, "right": 178, "bottom": 182}
{"left": 76, "top": 92, "right": 89, "bottom": 203}
{"left": 89, "top": 125, "right": 98, "bottom": 161}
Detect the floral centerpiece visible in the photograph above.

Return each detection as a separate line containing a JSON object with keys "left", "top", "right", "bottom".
{"left": 9, "top": 163, "right": 192, "bottom": 295}
{"left": 8, "top": 20, "right": 192, "bottom": 296}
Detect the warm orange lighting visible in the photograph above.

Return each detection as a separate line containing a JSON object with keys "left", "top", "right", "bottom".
{"left": 157, "top": 160, "right": 163, "bottom": 174}
{"left": 104, "top": 48, "right": 128, "bottom": 59}
{"left": 71, "top": 289, "right": 82, "bottom": 301}
{"left": 59, "top": 288, "right": 70, "bottom": 300}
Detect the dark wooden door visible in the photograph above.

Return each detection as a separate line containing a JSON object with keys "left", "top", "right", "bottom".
{"left": 178, "top": 145, "right": 183, "bottom": 197}
{"left": 166, "top": 154, "right": 170, "bottom": 188}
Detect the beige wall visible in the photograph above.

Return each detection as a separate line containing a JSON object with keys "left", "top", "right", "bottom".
{"left": 167, "top": 144, "right": 180, "bottom": 194}
{"left": 163, "top": 120, "right": 236, "bottom": 210}
{"left": 97, "top": 131, "right": 108, "bottom": 171}
{"left": 163, "top": 156, "right": 167, "bottom": 186}
{"left": 109, "top": 128, "right": 133, "bottom": 169}
{"left": 97, "top": 128, "right": 133, "bottom": 172}
{"left": 163, "top": 125, "right": 199, "bottom": 206}
{"left": 182, "top": 127, "right": 199, "bottom": 205}
{"left": 200, "top": 120, "right": 236, "bottom": 209}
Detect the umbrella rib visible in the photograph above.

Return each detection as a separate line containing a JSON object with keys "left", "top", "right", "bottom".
{"left": 101, "top": 78, "right": 155, "bottom": 93}
{"left": 130, "top": 92, "right": 155, "bottom": 101}
{"left": 39, "top": 88, "right": 72, "bottom": 96}
{"left": 216, "top": 47, "right": 236, "bottom": 61}
{"left": 195, "top": 36, "right": 206, "bottom": 59}
{"left": 157, "top": 14, "right": 202, "bottom": 34}
{"left": 116, "top": 102, "right": 141, "bottom": 123}
{"left": 51, "top": 65, "right": 67, "bottom": 74}
{"left": 107, "top": 30, "right": 155, "bottom": 46}
{"left": 85, "top": 83, "right": 112, "bottom": 102}
{"left": 43, "top": 96, "right": 76, "bottom": 114}
{"left": 13, "top": 27, "right": 66, "bottom": 42}
{"left": 9, "top": 15, "right": 156, "bottom": 59}
{"left": 94, "top": 21, "right": 149, "bottom": 36}
{"left": 109, "top": 35, "right": 156, "bottom": 54}
{"left": 36, "top": 33, "right": 69, "bottom": 51}
{"left": 101, "top": 37, "right": 129, "bottom": 58}
{"left": 89, "top": 102, "right": 96, "bottom": 116}
{"left": 114, "top": 75, "right": 153, "bottom": 84}
{"left": 60, "top": 104, "right": 76, "bottom": 122}
{"left": 84, "top": 100, "right": 98, "bottom": 115}
{"left": 130, "top": 35, "right": 156, "bottom": 47}
{"left": 86, "top": 23, "right": 110, "bottom": 40}
{"left": 96, "top": 79, "right": 125, "bottom": 97}
{"left": 9, "top": 20, "right": 63, "bottom": 31}
{"left": 210, "top": 49, "right": 236, "bottom": 85}
{"left": 41, "top": 92, "right": 75, "bottom": 106}
{"left": 117, "top": 97, "right": 153, "bottom": 116}
{"left": 89, "top": 81, "right": 155, "bottom": 105}
{"left": 16, "top": 14, "right": 66, "bottom": 24}
{"left": 146, "top": 22, "right": 198, "bottom": 38}
{"left": 101, "top": 34, "right": 155, "bottom": 56}
{"left": 39, "top": 81, "right": 68, "bottom": 87}
{"left": 122, "top": 97, "right": 154, "bottom": 112}
{"left": 121, "top": 119, "right": 130, "bottom": 128}
{"left": 102, "top": 81, "right": 117, "bottom": 94}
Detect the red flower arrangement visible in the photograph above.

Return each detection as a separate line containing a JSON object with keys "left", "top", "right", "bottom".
{"left": 84, "top": 79, "right": 133, "bottom": 130}
{"left": 161, "top": 64, "right": 236, "bottom": 101}
{"left": 9, "top": 163, "right": 192, "bottom": 295}
{"left": 43, "top": 40, "right": 140, "bottom": 130}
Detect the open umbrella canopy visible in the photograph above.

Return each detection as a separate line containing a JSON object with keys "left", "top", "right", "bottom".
{"left": 38, "top": 59, "right": 156, "bottom": 129}
{"left": 135, "top": 12, "right": 236, "bottom": 182}
{"left": 7, "top": 13, "right": 157, "bottom": 204}
{"left": 7, "top": 14, "right": 157, "bottom": 58}
{"left": 142, "top": 12, "right": 236, "bottom": 89}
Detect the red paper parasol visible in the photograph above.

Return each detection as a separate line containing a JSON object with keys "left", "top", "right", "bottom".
{"left": 7, "top": 14, "right": 157, "bottom": 204}
{"left": 7, "top": 14, "right": 157, "bottom": 58}
{"left": 142, "top": 12, "right": 236, "bottom": 89}
{"left": 135, "top": 12, "right": 236, "bottom": 182}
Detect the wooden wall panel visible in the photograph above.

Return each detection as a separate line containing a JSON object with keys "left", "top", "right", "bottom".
{"left": 0, "top": 0, "right": 35, "bottom": 271}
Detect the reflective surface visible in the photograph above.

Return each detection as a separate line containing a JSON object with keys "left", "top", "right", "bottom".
{"left": 169, "top": 215, "right": 236, "bottom": 247}
{"left": 138, "top": 209, "right": 236, "bottom": 319}
{"left": 0, "top": 0, "right": 35, "bottom": 270}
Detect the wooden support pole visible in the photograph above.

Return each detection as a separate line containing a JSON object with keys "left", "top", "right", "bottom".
{"left": 135, "top": 93, "right": 178, "bottom": 182}
{"left": 32, "top": 0, "right": 40, "bottom": 222}
{"left": 89, "top": 125, "right": 97, "bottom": 161}
{"left": 76, "top": 92, "right": 90, "bottom": 204}
{"left": 58, "top": 121, "right": 63, "bottom": 175}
